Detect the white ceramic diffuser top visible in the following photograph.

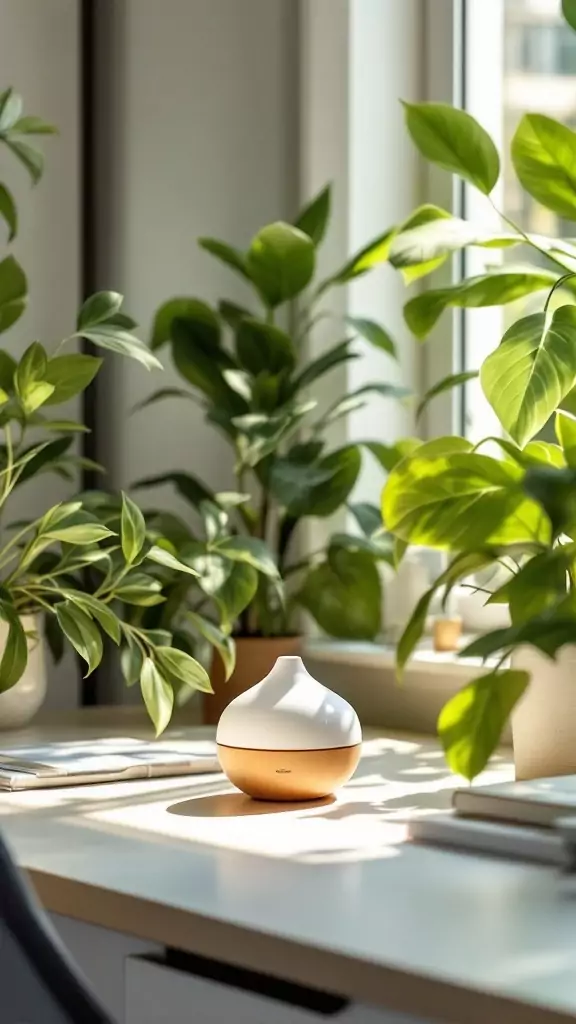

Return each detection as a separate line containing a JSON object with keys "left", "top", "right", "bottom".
{"left": 216, "top": 656, "right": 362, "bottom": 751}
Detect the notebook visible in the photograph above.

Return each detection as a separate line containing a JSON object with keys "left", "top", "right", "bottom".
{"left": 408, "top": 813, "right": 568, "bottom": 867}
{"left": 0, "top": 737, "right": 221, "bottom": 791}
{"left": 453, "top": 774, "right": 576, "bottom": 827}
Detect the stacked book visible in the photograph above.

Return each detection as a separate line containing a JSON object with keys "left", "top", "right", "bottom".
{"left": 409, "top": 776, "right": 576, "bottom": 868}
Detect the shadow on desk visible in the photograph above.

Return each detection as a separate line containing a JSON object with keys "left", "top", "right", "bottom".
{"left": 167, "top": 793, "right": 336, "bottom": 818}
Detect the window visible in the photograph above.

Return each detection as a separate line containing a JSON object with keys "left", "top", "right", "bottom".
{"left": 460, "top": 0, "right": 576, "bottom": 440}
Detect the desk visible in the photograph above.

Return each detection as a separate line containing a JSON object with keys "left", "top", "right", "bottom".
{"left": 0, "top": 710, "right": 573, "bottom": 1023}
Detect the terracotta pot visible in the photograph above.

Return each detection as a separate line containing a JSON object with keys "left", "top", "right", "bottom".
{"left": 203, "top": 635, "right": 301, "bottom": 725}
{"left": 512, "top": 645, "right": 576, "bottom": 780}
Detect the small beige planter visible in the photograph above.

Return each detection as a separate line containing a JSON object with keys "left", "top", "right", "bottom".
{"left": 0, "top": 614, "right": 46, "bottom": 730}
{"left": 512, "top": 644, "right": 576, "bottom": 780}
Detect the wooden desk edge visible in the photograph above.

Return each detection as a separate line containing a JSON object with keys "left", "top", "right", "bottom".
{"left": 29, "top": 867, "right": 571, "bottom": 1024}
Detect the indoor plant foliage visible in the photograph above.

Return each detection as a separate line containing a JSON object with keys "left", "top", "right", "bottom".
{"left": 0, "top": 87, "right": 223, "bottom": 733}
{"left": 139, "top": 188, "right": 405, "bottom": 646}
{"left": 380, "top": 1, "right": 576, "bottom": 781}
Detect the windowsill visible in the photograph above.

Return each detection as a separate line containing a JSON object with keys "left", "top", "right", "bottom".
{"left": 303, "top": 637, "right": 507, "bottom": 739}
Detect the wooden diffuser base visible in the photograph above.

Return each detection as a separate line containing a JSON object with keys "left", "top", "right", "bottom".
{"left": 217, "top": 743, "right": 362, "bottom": 801}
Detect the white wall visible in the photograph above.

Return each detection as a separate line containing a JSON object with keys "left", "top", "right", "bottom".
{"left": 98, "top": 0, "right": 300, "bottom": 515}
{"left": 0, "top": 0, "right": 81, "bottom": 708}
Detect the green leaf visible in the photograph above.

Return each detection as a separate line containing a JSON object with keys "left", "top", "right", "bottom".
{"left": 61, "top": 591, "right": 122, "bottom": 644}
{"left": 78, "top": 325, "right": 162, "bottom": 371}
{"left": 523, "top": 465, "right": 576, "bottom": 537}
{"left": 0, "top": 184, "right": 17, "bottom": 241}
{"left": 329, "top": 532, "right": 394, "bottom": 562}
{"left": 155, "top": 646, "right": 212, "bottom": 693}
{"left": 345, "top": 317, "right": 396, "bottom": 359}
{"left": 417, "top": 370, "right": 479, "bottom": 421}
{"left": 0, "top": 603, "right": 27, "bottom": 693}
{"left": 55, "top": 601, "right": 103, "bottom": 675}
{"left": 512, "top": 114, "right": 576, "bottom": 221}
{"left": 563, "top": 0, "right": 576, "bottom": 30}
{"left": 294, "top": 184, "right": 331, "bottom": 245}
{"left": 78, "top": 291, "right": 123, "bottom": 330}
{"left": 192, "top": 556, "right": 258, "bottom": 629}
{"left": 438, "top": 670, "right": 529, "bottom": 781}
{"left": 43, "top": 354, "right": 103, "bottom": 405}
{"left": 198, "top": 238, "right": 250, "bottom": 281}
{"left": 402, "top": 101, "right": 500, "bottom": 195}
{"left": 218, "top": 300, "right": 251, "bottom": 331}
{"left": 481, "top": 306, "right": 576, "bottom": 447}
{"left": 348, "top": 502, "right": 383, "bottom": 536}
{"left": 291, "top": 339, "right": 357, "bottom": 393}
{"left": 15, "top": 342, "right": 47, "bottom": 397}
{"left": 121, "top": 639, "right": 143, "bottom": 687}
{"left": 0, "top": 255, "right": 27, "bottom": 333}
{"left": 35, "top": 418, "right": 89, "bottom": 434}
{"left": 214, "top": 536, "right": 278, "bottom": 577}
{"left": 397, "top": 587, "right": 436, "bottom": 678}
{"left": 324, "top": 229, "right": 395, "bottom": 290}
{"left": 16, "top": 437, "right": 72, "bottom": 484}
{"left": 170, "top": 318, "right": 241, "bottom": 409}
{"left": 0, "top": 351, "right": 16, "bottom": 392}
{"left": 556, "top": 411, "right": 576, "bottom": 467}
{"left": 298, "top": 548, "right": 381, "bottom": 640}
{"left": 390, "top": 214, "right": 517, "bottom": 276}
{"left": 268, "top": 458, "right": 335, "bottom": 508}
{"left": 185, "top": 610, "right": 235, "bottom": 680}
{"left": 383, "top": 449, "right": 549, "bottom": 549}
{"left": 317, "top": 384, "right": 410, "bottom": 432}
{"left": 121, "top": 491, "right": 146, "bottom": 563}
{"left": 140, "top": 657, "right": 174, "bottom": 736}
{"left": 364, "top": 439, "right": 422, "bottom": 472}
{"left": 131, "top": 387, "right": 199, "bottom": 414}
{"left": 500, "top": 551, "right": 569, "bottom": 624}
{"left": 4, "top": 138, "right": 44, "bottom": 184}
{"left": 146, "top": 544, "right": 200, "bottom": 577}
{"left": 0, "top": 89, "right": 22, "bottom": 131}
{"left": 11, "top": 115, "right": 57, "bottom": 135}
{"left": 246, "top": 222, "right": 315, "bottom": 307}
{"left": 150, "top": 297, "right": 218, "bottom": 350}
{"left": 404, "top": 268, "right": 557, "bottom": 339}
{"left": 43, "top": 523, "right": 115, "bottom": 545}
{"left": 461, "top": 615, "right": 576, "bottom": 662}
{"left": 20, "top": 381, "right": 54, "bottom": 414}
{"left": 283, "top": 446, "right": 362, "bottom": 518}
{"left": 115, "top": 574, "right": 165, "bottom": 606}
{"left": 236, "top": 317, "right": 296, "bottom": 376}
{"left": 133, "top": 471, "right": 213, "bottom": 507}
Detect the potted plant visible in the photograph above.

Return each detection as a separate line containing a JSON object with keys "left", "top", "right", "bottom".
{"left": 381, "top": 0, "right": 576, "bottom": 781}
{"left": 0, "top": 87, "right": 230, "bottom": 733}
{"left": 137, "top": 189, "right": 405, "bottom": 719}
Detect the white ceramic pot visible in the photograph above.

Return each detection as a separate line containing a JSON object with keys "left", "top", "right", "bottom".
{"left": 511, "top": 644, "right": 576, "bottom": 780}
{"left": 0, "top": 614, "right": 46, "bottom": 730}
{"left": 216, "top": 655, "right": 362, "bottom": 801}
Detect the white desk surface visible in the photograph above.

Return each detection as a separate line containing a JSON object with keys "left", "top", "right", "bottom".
{"left": 0, "top": 709, "right": 573, "bottom": 1024}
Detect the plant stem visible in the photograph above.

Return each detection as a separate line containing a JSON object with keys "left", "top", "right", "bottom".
{"left": 544, "top": 272, "right": 576, "bottom": 314}
{"left": 489, "top": 198, "right": 574, "bottom": 275}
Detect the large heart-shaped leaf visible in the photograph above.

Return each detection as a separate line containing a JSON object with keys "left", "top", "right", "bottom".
{"left": 481, "top": 306, "right": 576, "bottom": 447}
{"left": 404, "top": 268, "right": 557, "bottom": 339}
{"left": 512, "top": 114, "right": 576, "bottom": 220}
{"left": 402, "top": 101, "right": 500, "bottom": 194}
{"left": 246, "top": 222, "right": 315, "bottom": 308}
{"left": 382, "top": 450, "right": 550, "bottom": 549}
{"left": 438, "top": 670, "right": 529, "bottom": 780}
{"left": 298, "top": 548, "right": 381, "bottom": 640}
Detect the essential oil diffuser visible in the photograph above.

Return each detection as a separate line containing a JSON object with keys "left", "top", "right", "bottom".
{"left": 216, "top": 656, "right": 362, "bottom": 801}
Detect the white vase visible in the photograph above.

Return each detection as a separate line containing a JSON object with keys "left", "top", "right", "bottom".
{"left": 511, "top": 645, "right": 576, "bottom": 780}
{"left": 0, "top": 614, "right": 47, "bottom": 730}
{"left": 216, "top": 655, "right": 362, "bottom": 800}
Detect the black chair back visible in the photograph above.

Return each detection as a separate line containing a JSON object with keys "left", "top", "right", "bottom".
{"left": 0, "top": 831, "right": 115, "bottom": 1023}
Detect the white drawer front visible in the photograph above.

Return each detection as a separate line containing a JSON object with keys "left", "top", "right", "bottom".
{"left": 125, "top": 954, "right": 431, "bottom": 1024}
